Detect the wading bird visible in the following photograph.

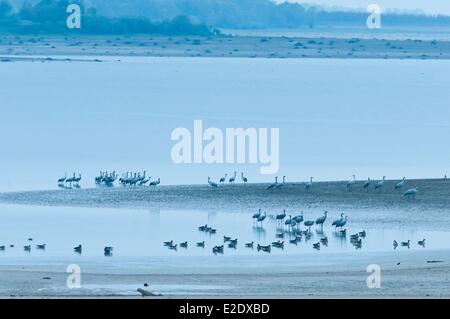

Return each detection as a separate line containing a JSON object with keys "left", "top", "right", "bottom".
{"left": 363, "top": 178, "right": 371, "bottom": 190}
{"left": 241, "top": 172, "right": 248, "bottom": 184}
{"left": 315, "top": 211, "right": 328, "bottom": 229}
{"left": 229, "top": 171, "right": 237, "bottom": 184}
{"left": 305, "top": 177, "right": 313, "bottom": 191}
{"left": 276, "top": 176, "right": 286, "bottom": 189}
{"left": 219, "top": 174, "right": 227, "bottom": 184}
{"left": 257, "top": 211, "right": 267, "bottom": 226}
{"left": 395, "top": 177, "right": 406, "bottom": 190}
{"left": 347, "top": 174, "right": 356, "bottom": 190}
{"left": 404, "top": 188, "right": 418, "bottom": 199}
{"left": 375, "top": 176, "right": 386, "bottom": 191}
{"left": 208, "top": 177, "right": 218, "bottom": 188}
{"left": 267, "top": 176, "right": 278, "bottom": 190}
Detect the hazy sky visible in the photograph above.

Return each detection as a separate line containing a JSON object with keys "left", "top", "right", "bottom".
{"left": 278, "top": 1, "right": 450, "bottom": 15}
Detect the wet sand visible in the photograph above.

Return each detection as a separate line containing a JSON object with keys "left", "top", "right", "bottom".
{"left": 1, "top": 178, "right": 449, "bottom": 229}
{"left": 1, "top": 34, "right": 450, "bottom": 60}
{"left": 0, "top": 250, "right": 449, "bottom": 297}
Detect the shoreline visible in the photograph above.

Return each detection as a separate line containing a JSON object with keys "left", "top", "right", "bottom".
{"left": 0, "top": 249, "right": 449, "bottom": 297}
{"left": 1, "top": 34, "right": 450, "bottom": 61}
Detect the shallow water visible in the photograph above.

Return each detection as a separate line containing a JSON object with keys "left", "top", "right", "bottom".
{"left": 0, "top": 204, "right": 446, "bottom": 261}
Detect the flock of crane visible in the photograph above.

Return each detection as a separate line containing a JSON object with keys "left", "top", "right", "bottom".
{"left": 57, "top": 171, "right": 161, "bottom": 189}
{"left": 208, "top": 174, "right": 419, "bottom": 198}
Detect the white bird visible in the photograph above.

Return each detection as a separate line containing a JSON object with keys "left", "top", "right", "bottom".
{"left": 208, "top": 177, "right": 218, "bottom": 188}
{"left": 219, "top": 174, "right": 227, "bottom": 183}
{"left": 276, "top": 176, "right": 286, "bottom": 189}
{"left": 229, "top": 171, "right": 237, "bottom": 184}
{"left": 395, "top": 177, "right": 406, "bottom": 190}
{"left": 363, "top": 178, "right": 371, "bottom": 190}
{"left": 241, "top": 172, "right": 248, "bottom": 184}
{"left": 404, "top": 188, "right": 418, "bottom": 198}
{"left": 267, "top": 176, "right": 278, "bottom": 190}
{"left": 347, "top": 174, "right": 356, "bottom": 190}
{"left": 305, "top": 177, "right": 313, "bottom": 191}
{"left": 375, "top": 176, "right": 386, "bottom": 191}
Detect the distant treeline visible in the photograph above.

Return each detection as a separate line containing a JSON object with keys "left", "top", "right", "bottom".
{"left": 0, "top": 0, "right": 216, "bottom": 35}
{"left": 86, "top": 0, "right": 450, "bottom": 28}
{"left": 1, "top": 0, "right": 450, "bottom": 35}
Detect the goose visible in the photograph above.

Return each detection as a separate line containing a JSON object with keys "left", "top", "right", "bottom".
{"left": 179, "top": 241, "right": 188, "bottom": 248}
{"left": 0, "top": 246, "right": 5, "bottom": 251}
{"left": 223, "top": 236, "right": 231, "bottom": 242}
{"left": 275, "top": 232, "right": 284, "bottom": 238}
{"left": 393, "top": 240, "right": 398, "bottom": 249}
{"left": 229, "top": 171, "right": 237, "bottom": 184}
{"left": 401, "top": 240, "right": 410, "bottom": 247}
{"left": 312, "top": 242, "right": 320, "bottom": 250}
{"left": 36, "top": 244, "right": 46, "bottom": 250}
{"left": 271, "top": 241, "right": 284, "bottom": 248}
{"left": 305, "top": 177, "right": 313, "bottom": 191}
{"left": 163, "top": 240, "right": 174, "bottom": 246}
{"left": 208, "top": 228, "right": 217, "bottom": 234}
{"left": 196, "top": 241, "right": 205, "bottom": 247}
{"left": 245, "top": 242, "right": 254, "bottom": 248}
{"left": 347, "top": 174, "right": 356, "bottom": 190}
{"left": 198, "top": 224, "right": 208, "bottom": 231}
{"left": 315, "top": 211, "right": 328, "bottom": 228}
{"left": 320, "top": 237, "right": 328, "bottom": 245}
{"left": 289, "top": 238, "right": 298, "bottom": 245}
{"left": 375, "top": 176, "right": 386, "bottom": 191}
{"left": 418, "top": 239, "right": 426, "bottom": 247}
{"left": 104, "top": 246, "right": 113, "bottom": 256}
{"left": 208, "top": 177, "right": 218, "bottom": 188}
{"left": 257, "top": 244, "right": 271, "bottom": 252}
{"left": 58, "top": 172, "right": 67, "bottom": 184}
{"left": 395, "top": 177, "right": 406, "bottom": 190}
{"left": 229, "top": 238, "right": 238, "bottom": 245}
{"left": 228, "top": 242, "right": 237, "bottom": 249}
{"left": 358, "top": 230, "right": 366, "bottom": 238}
{"left": 267, "top": 176, "right": 278, "bottom": 190}
{"left": 276, "top": 176, "right": 286, "bottom": 189}
{"left": 212, "top": 245, "right": 224, "bottom": 254}
{"left": 241, "top": 172, "right": 248, "bottom": 184}
{"left": 24, "top": 245, "right": 31, "bottom": 251}
{"left": 219, "top": 174, "right": 227, "bottom": 183}
{"left": 168, "top": 244, "right": 177, "bottom": 250}
{"left": 404, "top": 188, "right": 418, "bottom": 199}
{"left": 74, "top": 244, "right": 82, "bottom": 253}
{"left": 363, "top": 178, "right": 371, "bottom": 190}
